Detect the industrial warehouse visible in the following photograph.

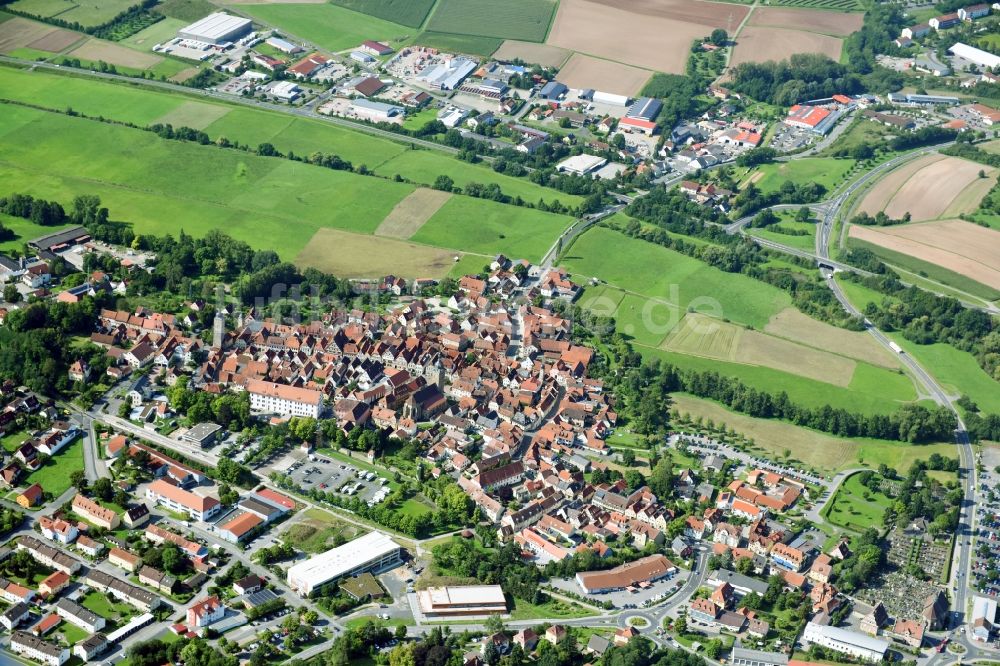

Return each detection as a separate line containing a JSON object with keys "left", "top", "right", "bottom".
{"left": 286, "top": 532, "right": 401, "bottom": 596}
{"left": 415, "top": 585, "right": 508, "bottom": 619}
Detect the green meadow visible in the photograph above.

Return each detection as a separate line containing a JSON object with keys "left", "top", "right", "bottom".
{"left": 0, "top": 103, "right": 415, "bottom": 257}
{"left": 235, "top": 3, "right": 415, "bottom": 52}
{"left": 425, "top": 0, "right": 557, "bottom": 42}
{"left": 373, "top": 149, "right": 583, "bottom": 208}
{"left": 411, "top": 196, "right": 572, "bottom": 262}
{"left": 563, "top": 226, "right": 791, "bottom": 328}
{"left": 747, "top": 157, "right": 858, "bottom": 194}
{"left": 889, "top": 335, "right": 1000, "bottom": 414}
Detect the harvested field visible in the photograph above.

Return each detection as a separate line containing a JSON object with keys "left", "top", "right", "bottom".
{"left": 556, "top": 53, "right": 651, "bottom": 97}
{"left": 0, "top": 17, "right": 56, "bottom": 53}
{"left": 747, "top": 7, "right": 862, "bottom": 36}
{"left": 68, "top": 37, "right": 162, "bottom": 69}
{"left": 492, "top": 40, "right": 569, "bottom": 68}
{"left": 374, "top": 188, "right": 451, "bottom": 239}
{"left": 858, "top": 154, "right": 942, "bottom": 216}
{"left": 849, "top": 220, "right": 1000, "bottom": 291}
{"left": 730, "top": 26, "right": 843, "bottom": 66}
{"left": 546, "top": 0, "right": 747, "bottom": 74}
{"left": 882, "top": 156, "right": 996, "bottom": 221}
{"left": 169, "top": 67, "right": 200, "bottom": 83}
{"left": 943, "top": 173, "right": 999, "bottom": 217}
{"left": 295, "top": 228, "right": 465, "bottom": 279}
{"left": 227, "top": 0, "right": 326, "bottom": 3}
{"left": 764, "top": 308, "right": 900, "bottom": 369}
{"left": 661, "top": 313, "right": 857, "bottom": 387}
{"left": 152, "top": 101, "right": 231, "bottom": 130}
{"left": 25, "top": 27, "right": 80, "bottom": 52}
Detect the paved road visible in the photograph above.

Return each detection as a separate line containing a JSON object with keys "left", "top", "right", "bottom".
{"left": 813, "top": 149, "right": 979, "bottom": 636}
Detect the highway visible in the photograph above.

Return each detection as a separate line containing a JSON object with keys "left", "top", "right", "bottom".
{"left": 812, "top": 144, "right": 979, "bottom": 639}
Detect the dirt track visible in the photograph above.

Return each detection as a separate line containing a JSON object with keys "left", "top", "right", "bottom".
{"left": 849, "top": 220, "right": 1000, "bottom": 290}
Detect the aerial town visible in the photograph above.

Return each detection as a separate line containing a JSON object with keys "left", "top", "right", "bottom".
{"left": 0, "top": 0, "right": 999, "bottom": 665}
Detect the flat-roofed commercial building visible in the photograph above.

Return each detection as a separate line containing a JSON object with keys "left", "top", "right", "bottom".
{"left": 287, "top": 531, "right": 400, "bottom": 596}
{"left": 417, "top": 585, "right": 508, "bottom": 618}
{"left": 178, "top": 12, "right": 252, "bottom": 44}
{"left": 730, "top": 646, "right": 789, "bottom": 666}
{"left": 802, "top": 622, "right": 889, "bottom": 662}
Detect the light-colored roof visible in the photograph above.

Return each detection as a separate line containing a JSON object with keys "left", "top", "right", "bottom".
{"left": 421, "top": 585, "right": 506, "bottom": 608}
{"left": 148, "top": 479, "right": 219, "bottom": 513}
{"left": 287, "top": 531, "right": 398, "bottom": 588}
{"left": 179, "top": 12, "right": 251, "bottom": 41}
{"left": 246, "top": 379, "right": 323, "bottom": 405}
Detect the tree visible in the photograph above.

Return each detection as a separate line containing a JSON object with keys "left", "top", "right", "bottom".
{"left": 484, "top": 613, "right": 505, "bottom": 634}
{"left": 620, "top": 448, "right": 636, "bottom": 466}
{"left": 710, "top": 28, "right": 728, "bottom": 46}
{"left": 2, "top": 284, "right": 20, "bottom": 303}
{"left": 432, "top": 175, "right": 454, "bottom": 192}
{"left": 92, "top": 477, "right": 113, "bottom": 501}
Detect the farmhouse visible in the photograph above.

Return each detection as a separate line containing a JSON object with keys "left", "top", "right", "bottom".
{"left": 416, "top": 585, "right": 508, "bottom": 618}
{"left": 287, "top": 531, "right": 401, "bottom": 596}
{"left": 178, "top": 13, "right": 252, "bottom": 45}
{"left": 246, "top": 379, "right": 323, "bottom": 418}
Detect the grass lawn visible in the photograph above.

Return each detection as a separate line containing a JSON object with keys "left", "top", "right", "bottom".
{"left": 398, "top": 498, "right": 433, "bottom": 517}
{"left": 747, "top": 157, "right": 858, "bottom": 195}
{"left": 888, "top": 335, "right": 1000, "bottom": 413}
{"left": 426, "top": 0, "right": 557, "bottom": 42}
{"left": 411, "top": 196, "right": 573, "bottom": 263}
{"left": 447, "top": 253, "right": 490, "bottom": 278}
{"left": 0, "top": 429, "right": 29, "bottom": 454}
{"left": 817, "top": 118, "right": 891, "bottom": 158}
{"left": 119, "top": 17, "right": 187, "bottom": 51}
{"left": 823, "top": 471, "right": 892, "bottom": 531}
{"left": 237, "top": 3, "right": 415, "bottom": 52}
{"left": 669, "top": 394, "right": 955, "bottom": 474}
{"left": 834, "top": 276, "right": 891, "bottom": 312}
{"left": 373, "top": 149, "right": 583, "bottom": 209}
{"left": 281, "top": 515, "right": 363, "bottom": 554}
{"left": 509, "top": 596, "right": 597, "bottom": 620}
{"left": 57, "top": 622, "right": 89, "bottom": 645}
{"left": 25, "top": 437, "right": 84, "bottom": 497}
{"left": 746, "top": 211, "right": 817, "bottom": 252}
{"left": 401, "top": 108, "right": 439, "bottom": 131}
{"left": 565, "top": 226, "right": 791, "bottom": 329}
{"left": 81, "top": 590, "right": 134, "bottom": 623}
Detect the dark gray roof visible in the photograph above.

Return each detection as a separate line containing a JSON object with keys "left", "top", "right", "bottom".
{"left": 28, "top": 226, "right": 89, "bottom": 251}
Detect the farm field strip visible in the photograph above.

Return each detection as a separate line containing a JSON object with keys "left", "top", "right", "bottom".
{"left": 730, "top": 26, "right": 844, "bottom": 67}
{"left": 849, "top": 220, "right": 1000, "bottom": 291}
{"left": 294, "top": 228, "right": 466, "bottom": 279}
{"left": 555, "top": 53, "right": 651, "bottom": 97}
{"left": 426, "top": 0, "right": 557, "bottom": 42}
{"left": 374, "top": 188, "right": 451, "bottom": 239}
{"left": 746, "top": 6, "right": 862, "bottom": 35}
{"left": 881, "top": 156, "right": 995, "bottom": 222}
{"left": 233, "top": 3, "right": 415, "bottom": 52}
{"left": 492, "top": 40, "right": 569, "bottom": 67}
{"left": 857, "top": 153, "right": 944, "bottom": 216}
{"left": 545, "top": 0, "right": 747, "bottom": 74}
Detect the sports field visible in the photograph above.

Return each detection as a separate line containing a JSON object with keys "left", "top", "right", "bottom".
{"left": 426, "top": 0, "right": 557, "bottom": 42}
{"left": 849, "top": 220, "right": 1000, "bottom": 291}
{"left": 410, "top": 196, "right": 572, "bottom": 262}
{"left": 295, "top": 228, "right": 464, "bottom": 279}
{"left": 236, "top": 3, "right": 413, "bottom": 52}
{"left": 670, "top": 394, "right": 954, "bottom": 474}
{"left": 564, "top": 226, "right": 791, "bottom": 328}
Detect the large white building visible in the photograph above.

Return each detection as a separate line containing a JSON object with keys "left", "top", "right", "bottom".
{"left": 178, "top": 12, "right": 252, "bottom": 45}
{"left": 972, "top": 596, "right": 997, "bottom": 641}
{"left": 802, "top": 622, "right": 889, "bottom": 662}
{"left": 949, "top": 42, "right": 1000, "bottom": 69}
{"left": 246, "top": 379, "right": 323, "bottom": 418}
{"left": 146, "top": 479, "right": 221, "bottom": 522}
{"left": 287, "top": 531, "right": 401, "bottom": 596}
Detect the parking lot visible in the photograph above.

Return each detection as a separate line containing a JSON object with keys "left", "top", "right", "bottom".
{"left": 284, "top": 454, "right": 390, "bottom": 506}
{"left": 769, "top": 124, "right": 816, "bottom": 152}
{"left": 549, "top": 569, "right": 687, "bottom": 610}
{"left": 972, "top": 463, "right": 1000, "bottom": 598}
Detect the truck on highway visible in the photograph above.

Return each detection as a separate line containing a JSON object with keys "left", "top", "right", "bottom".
{"left": 889, "top": 341, "right": 904, "bottom": 354}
